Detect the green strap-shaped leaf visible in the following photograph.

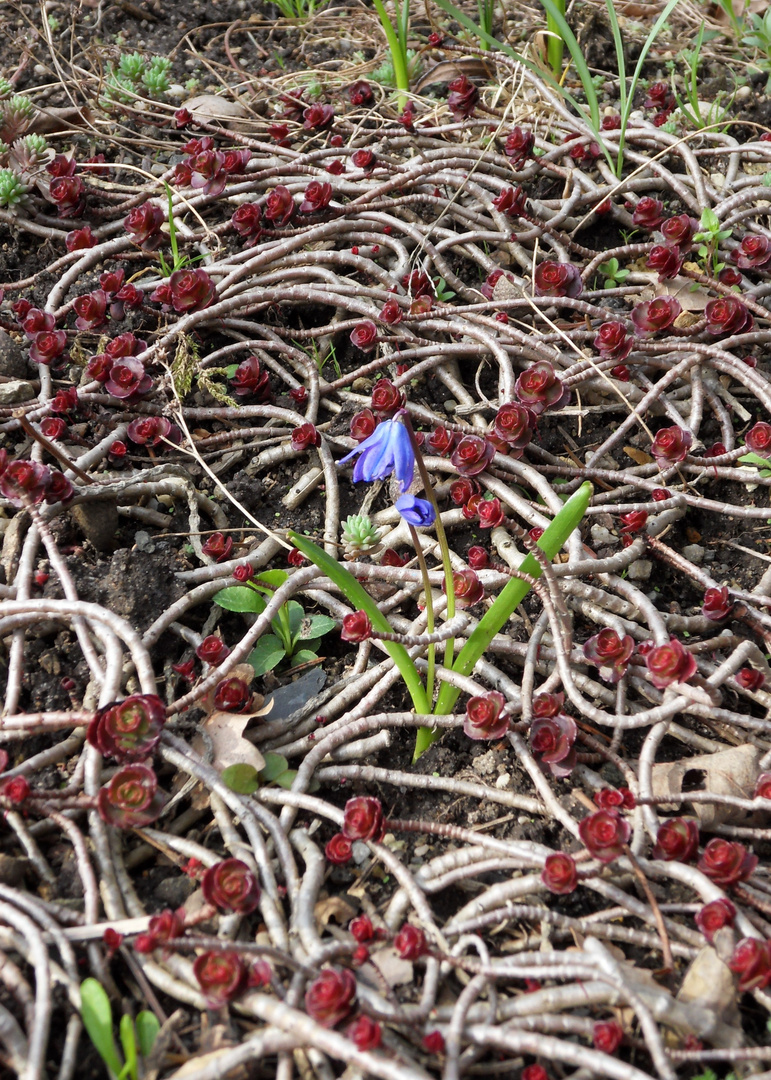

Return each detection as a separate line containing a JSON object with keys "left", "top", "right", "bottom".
{"left": 433, "top": 481, "right": 593, "bottom": 718}
{"left": 80, "top": 979, "right": 123, "bottom": 1080}
{"left": 288, "top": 532, "right": 431, "bottom": 714}
{"left": 136, "top": 1011, "right": 161, "bottom": 1059}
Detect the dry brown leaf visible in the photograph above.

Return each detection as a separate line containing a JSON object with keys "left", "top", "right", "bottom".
{"left": 182, "top": 94, "right": 254, "bottom": 132}
{"left": 650, "top": 743, "right": 761, "bottom": 826}
{"left": 193, "top": 710, "right": 266, "bottom": 774}
{"left": 624, "top": 446, "right": 653, "bottom": 466}
{"left": 676, "top": 944, "right": 742, "bottom": 1042}
{"left": 314, "top": 895, "right": 356, "bottom": 928}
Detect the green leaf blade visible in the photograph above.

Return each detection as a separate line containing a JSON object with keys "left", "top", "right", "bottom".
{"left": 214, "top": 586, "right": 266, "bottom": 614}
{"left": 80, "top": 979, "right": 124, "bottom": 1080}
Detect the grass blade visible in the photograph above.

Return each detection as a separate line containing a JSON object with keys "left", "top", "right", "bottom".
{"left": 434, "top": 482, "right": 593, "bottom": 716}
{"left": 80, "top": 979, "right": 123, "bottom": 1080}
{"left": 288, "top": 532, "right": 431, "bottom": 713}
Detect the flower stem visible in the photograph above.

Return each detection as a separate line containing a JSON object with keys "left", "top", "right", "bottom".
{"left": 407, "top": 523, "right": 435, "bottom": 702}
{"left": 402, "top": 415, "right": 456, "bottom": 759}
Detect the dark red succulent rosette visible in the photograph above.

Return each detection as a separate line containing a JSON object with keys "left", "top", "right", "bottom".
{"left": 652, "top": 817, "right": 699, "bottom": 862}
{"left": 264, "top": 184, "right": 295, "bottom": 226}
{"left": 504, "top": 127, "right": 535, "bottom": 168}
{"left": 370, "top": 378, "right": 404, "bottom": 414}
{"left": 87, "top": 694, "right": 166, "bottom": 762}
{"left": 97, "top": 764, "right": 165, "bottom": 828}
{"left": 342, "top": 796, "right": 384, "bottom": 841}
{"left": 196, "top": 636, "right": 230, "bottom": 665}
{"left": 630, "top": 296, "right": 681, "bottom": 336}
{"left": 348, "top": 80, "right": 373, "bottom": 106}
{"left": 350, "top": 321, "right": 378, "bottom": 351}
{"left": 305, "top": 967, "right": 356, "bottom": 1027}
{"left": 697, "top": 838, "right": 758, "bottom": 887}
{"left": 647, "top": 244, "right": 683, "bottom": 280}
{"left": 645, "top": 638, "right": 696, "bottom": 688}
{"left": 350, "top": 409, "right": 376, "bottom": 442}
{"left": 230, "top": 356, "right": 271, "bottom": 400}
{"left": 533, "top": 260, "right": 582, "bottom": 298}
{"left": 30, "top": 330, "right": 67, "bottom": 366}
{"left": 193, "top": 951, "right": 247, "bottom": 1006}
{"left": 124, "top": 202, "right": 165, "bottom": 250}
{"left": 593, "top": 1021, "right": 624, "bottom": 1054}
{"left": 201, "top": 858, "right": 261, "bottom": 914}
{"left": 231, "top": 202, "right": 262, "bottom": 245}
{"left": 493, "top": 402, "right": 535, "bottom": 453}
{"left": 394, "top": 924, "right": 427, "bottom": 959}
{"left": 578, "top": 809, "right": 631, "bottom": 863}
{"left": 632, "top": 197, "right": 664, "bottom": 230}
{"left": 515, "top": 361, "right": 569, "bottom": 414}
{"left": 695, "top": 898, "right": 736, "bottom": 943}
{"left": 325, "top": 834, "right": 353, "bottom": 864}
{"left": 651, "top": 425, "right": 692, "bottom": 465}
{"left": 300, "top": 181, "right": 333, "bottom": 213}
{"left": 594, "top": 321, "right": 632, "bottom": 361}
{"left": 702, "top": 586, "right": 732, "bottom": 621}
{"left": 492, "top": 187, "right": 527, "bottom": 217}
{"left": 731, "top": 234, "right": 771, "bottom": 269}
{"left": 464, "top": 691, "right": 508, "bottom": 741}
{"left": 213, "top": 677, "right": 252, "bottom": 713}
{"left": 341, "top": 611, "right": 372, "bottom": 643}
{"left": 745, "top": 421, "right": 771, "bottom": 456}
{"left": 447, "top": 74, "right": 478, "bottom": 119}
{"left": 450, "top": 435, "right": 495, "bottom": 477}
{"left": 448, "top": 569, "right": 484, "bottom": 608}
{"left": 728, "top": 937, "right": 771, "bottom": 992}
{"left": 583, "top": 629, "right": 634, "bottom": 684}
{"left": 660, "top": 214, "right": 697, "bottom": 249}
{"left": 0, "top": 460, "right": 52, "bottom": 506}
{"left": 104, "top": 356, "right": 153, "bottom": 402}
{"left": 291, "top": 423, "right": 321, "bottom": 451}
{"left": 704, "top": 297, "right": 753, "bottom": 336}
{"left": 168, "top": 269, "right": 217, "bottom": 313}
{"left": 541, "top": 853, "right": 578, "bottom": 895}
{"left": 530, "top": 713, "right": 577, "bottom": 778}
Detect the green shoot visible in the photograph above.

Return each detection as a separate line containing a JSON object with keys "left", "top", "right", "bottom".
{"left": 80, "top": 979, "right": 159, "bottom": 1080}
{"left": 215, "top": 572, "right": 336, "bottom": 675}
{"left": 597, "top": 257, "right": 629, "bottom": 289}
{"left": 370, "top": 0, "right": 411, "bottom": 108}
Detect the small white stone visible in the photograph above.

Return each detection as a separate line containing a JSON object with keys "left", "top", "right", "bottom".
{"left": 495, "top": 773, "right": 510, "bottom": 789}
{"left": 590, "top": 524, "right": 615, "bottom": 547}
{"left": 683, "top": 544, "right": 705, "bottom": 565}
{"left": 351, "top": 841, "right": 370, "bottom": 865}
{"left": 628, "top": 559, "right": 652, "bottom": 581}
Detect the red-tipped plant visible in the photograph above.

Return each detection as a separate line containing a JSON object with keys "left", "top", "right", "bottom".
{"left": 541, "top": 853, "right": 578, "bottom": 894}
{"left": 305, "top": 967, "right": 356, "bottom": 1027}
{"left": 87, "top": 694, "right": 166, "bottom": 762}
{"left": 342, "top": 797, "right": 384, "bottom": 841}
{"left": 695, "top": 898, "right": 736, "bottom": 943}
{"left": 582, "top": 629, "right": 634, "bottom": 684}
{"left": 201, "top": 858, "right": 261, "bottom": 914}
{"left": 578, "top": 810, "right": 631, "bottom": 863}
{"left": 645, "top": 638, "right": 696, "bottom": 688}
{"left": 394, "top": 924, "right": 427, "bottom": 959}
{"left": 515, "top": 361, "right": 569, "bottom": 414}
{"left": 530, "top": 713, "right": 577, "bottom": 777}
{"left": 464, "top": 691, "right": 508, "bottom": 741}
{"left": 698, "top": 838, "right": 757, "bottom": 887}
{"left": 193, "top": 951, "right": 247, "bottom": 1006}
{"left": 97, "top": 764, "right": 165, "bottom": 828}
{"left": 652, "top": 817, "right": 699, "bottom": 862}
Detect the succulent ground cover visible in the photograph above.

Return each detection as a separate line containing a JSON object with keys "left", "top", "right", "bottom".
{"left": 4, "top": 0, "right": 771, "bottom": 1077}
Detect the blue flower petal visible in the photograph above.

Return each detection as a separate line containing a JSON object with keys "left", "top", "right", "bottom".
{"left": 396, "top": 494, "right": 435, "bottom": 526}
{"left": 339, "top": 418, "right": 415, "bottom": 490}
